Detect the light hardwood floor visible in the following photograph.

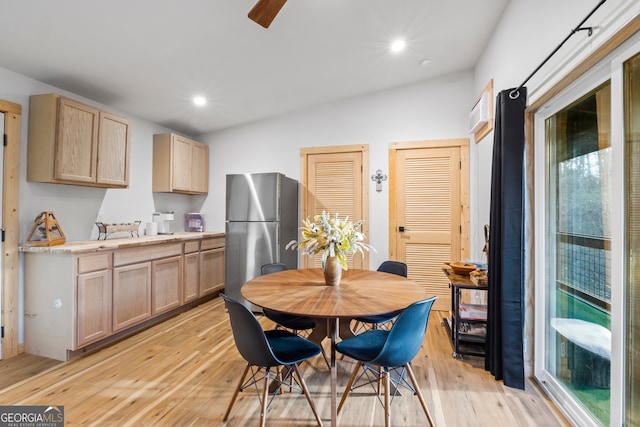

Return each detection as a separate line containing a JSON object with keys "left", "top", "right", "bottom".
{"left": 0, "top": 297, "right": 570, "bottom": 426}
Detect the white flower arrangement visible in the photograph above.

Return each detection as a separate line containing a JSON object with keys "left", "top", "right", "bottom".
{"left": 286, "top": 211, "right": 373, "bottom": 270}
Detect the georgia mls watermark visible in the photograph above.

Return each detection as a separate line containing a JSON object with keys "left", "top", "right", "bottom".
{"left": 0, "top": 406, "right": 64, "bottom": 427}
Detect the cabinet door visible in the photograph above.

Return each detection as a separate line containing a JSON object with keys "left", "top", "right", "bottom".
{"left": 112, "top": 263, "right": 152, "bottom": 332}
{"left": 184, "top": 252, "right": 199, "bottom": 303}
{"left": 55, "top": 96, "right": 99, "bottom": 183}
{"left": 152, "top": 256, "right": 182, "bottom": 315}
{"left": 200, "top": 248, "right": 224, "bottom": 296}
{"left": 172, "top": 135, "right": 193, "bottom": 191}
{"left": 97, "top": 112, "right": 130, "bottom": 187}
{"left": 191, "top": 142, "right": 209, "bottom": 194}
{"left": 76, "top": 269, "right": 111, "bottom": 347}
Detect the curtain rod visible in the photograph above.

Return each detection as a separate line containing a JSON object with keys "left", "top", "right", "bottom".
{"left": 509, "top": 0, "right": 607, "bottom": 99}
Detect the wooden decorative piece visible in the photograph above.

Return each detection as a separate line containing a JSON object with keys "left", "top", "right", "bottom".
{"left": 26, "top": 211, "right": 66, "bottom": 246}
{"left": 323, "top": 256, "right": 342, "bottom": 286}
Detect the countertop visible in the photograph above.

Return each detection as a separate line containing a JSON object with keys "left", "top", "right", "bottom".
{"left": 19, "top": 232, "right": 225, "bottom": 254}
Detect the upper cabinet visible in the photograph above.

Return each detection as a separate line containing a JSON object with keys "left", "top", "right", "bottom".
{"left": 27, "top": 93, "right": 131, "bottom": 188}
{"left": 152, "top": 133, "right": 209, "bottom": 195}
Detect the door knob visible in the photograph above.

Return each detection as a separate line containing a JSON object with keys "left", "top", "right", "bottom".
{"left": 399, "top": 226, "right": 405, "bottom": 232}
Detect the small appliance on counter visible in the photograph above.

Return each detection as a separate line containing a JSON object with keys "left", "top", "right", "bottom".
{"left": 152, "top": 211, "right": 174, "bottom": 234}
{"left": 184, "top": 212, "right": 205, "bottom": 232}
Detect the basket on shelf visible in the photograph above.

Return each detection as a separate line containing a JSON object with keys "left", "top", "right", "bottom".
{"left": 445, "top": 261, "right": 478, "bottom": 276}
{"left": 95, "top": 221, "right": 142, "bottom": 240}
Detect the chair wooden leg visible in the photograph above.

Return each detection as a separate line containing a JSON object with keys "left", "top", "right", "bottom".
{"left": 321, "top": 345, "right": 331, "bottom": 369}
{"left": 338, "top": 362, "right": 362, "bottom": 414}
{"left": 261, "top": 367, "right": 270, "bottom": 427}
{"left": 383, "top": 369, "right": 391, "bottom": 427}
{"left": 405, "top": 362, "right": 435, "bottom": 427}
{"left": 223, "top": 363, "right": 251, "bottom": 421}
{"left": 292, "top": 363, "right": 323, "bottom": 426}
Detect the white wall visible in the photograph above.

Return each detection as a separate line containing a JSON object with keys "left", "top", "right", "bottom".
{"left": 2, "top": 0, "right": 637, "bottom": 348}
{"left": 470, "top": 0, "right": 639, "bottom": 379}
{"left": 0, "top": 66, "right": 203, "bottom": 342}
{"left": 0, "top": 66, "right": 204, "bottom": 243}
{"left": 199, "top": 70, "right": 475, "bottom": 269}
{"left": 471, "top": 0, "right": 637, "bottom": 256}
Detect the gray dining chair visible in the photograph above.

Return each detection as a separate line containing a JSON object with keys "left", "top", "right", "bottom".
{"left": 261, "top": 263, "right": 331, "bottom": 369}
{"left": 353, "top": 260, "right": 409, "bottom": 332}
{"left": 220, "top": 293, "right": 323, "bottom": 427}
{"left": 261, "top": 263, "right": 316, "bottom": 334}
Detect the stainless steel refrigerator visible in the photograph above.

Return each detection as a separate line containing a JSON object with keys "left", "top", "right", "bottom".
{"left": 225, "top": 172, "right": 299, "bottom": 310}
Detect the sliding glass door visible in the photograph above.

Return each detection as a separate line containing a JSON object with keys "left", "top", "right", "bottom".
{"left": 625, "top": 50, "right": 640, "bottom": 427}
{"left": 545, "top": 82, "right": 612, "bottom": 426}
{"left": 535, "top": 32, "right": 640, "bottom": 427}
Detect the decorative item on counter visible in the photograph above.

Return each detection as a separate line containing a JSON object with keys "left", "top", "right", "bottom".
{"left": 470, "top": 269, "right": 488, "bottom": 286}
{"left": 26, "top": 211, "right": 66, "bottom": 246}
{"left": 184, "top": 212, "right": 205, "bottom": 232}
{"left": 483, "top": 224, "right": 490, "bottom": 265}
{"left": 287, "top": 211, "right": 373, "bottom": 286}
{"left": 445, "top": 261, "right": 478, "bottom": 276}
{"left": 95, "top": 221, "right": 142, "bottom": 240}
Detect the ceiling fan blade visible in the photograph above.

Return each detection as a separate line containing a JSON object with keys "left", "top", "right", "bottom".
{"left": 248, "top": 0, "right": 287, "bottom": 28}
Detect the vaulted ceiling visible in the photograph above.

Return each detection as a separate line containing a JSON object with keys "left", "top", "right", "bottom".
{"left": 0, "top": 0, "right": 509, "bottom": 135}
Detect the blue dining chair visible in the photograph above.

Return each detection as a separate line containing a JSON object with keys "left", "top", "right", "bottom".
{"left": 336, "top": 296, "right": 438, "bottom": 427}
{"left": 353, "top": 261, "right": 409, "bottom": 331}
{"left": 260, "top": 263, "right": 316, "bottom": 334}
{"left": 220, "top": 294, "right": 324, "bottom": 427}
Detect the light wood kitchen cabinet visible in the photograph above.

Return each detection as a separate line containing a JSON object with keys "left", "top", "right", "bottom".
{"left": 152, "top": 133, "right": 209, "bottom": 194}
{"left": 112, "top": 262, "right": 152, "bottom": 332}
{"left": 183, "top": 242, "right": 200, "bottom": 303}
{"left": 152, "top": 255, "right": 183, "bottom": 314}
{"left": 27, "top": 93, "right": 131, "bottom": 188}
{"left": 200, "top": 237, "right": 225, "bottom": 296}
{"left": 22, "top": 233, "right": 223, "bottom": 361}
{"left": 191, "top": 142, "right": 209, "bottom": 193}
{"left": 96, "top": 112, "right": 130, "bottom": 186}
{"left": 76, "top": 253, "right": 112, "bottom": 347}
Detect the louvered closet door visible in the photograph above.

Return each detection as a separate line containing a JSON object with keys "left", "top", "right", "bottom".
{"left": 396, "top": 146, "right": 461, "bottom": 311}
{"left": 305, "top": 150, "right": 366, "bottom": 269}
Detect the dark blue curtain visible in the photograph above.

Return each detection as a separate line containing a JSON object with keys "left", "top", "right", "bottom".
{"left": 485, "top": 87, "right": 527, "bottom": 389}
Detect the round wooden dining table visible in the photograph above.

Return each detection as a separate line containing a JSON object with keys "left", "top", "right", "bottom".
{"left": 241, "top": 267, "right": 431, "bottom": 427}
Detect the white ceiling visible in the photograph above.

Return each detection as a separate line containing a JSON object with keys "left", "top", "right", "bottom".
{"left": 0, "top": 0, "right": 509, "bottom": 136}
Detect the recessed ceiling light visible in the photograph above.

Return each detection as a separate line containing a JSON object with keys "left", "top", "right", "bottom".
{"left": 193, "top": 96, "right": 207, "bottom": 106}
{"left": 390, "top": 39, "right": 406, "bottom": 53}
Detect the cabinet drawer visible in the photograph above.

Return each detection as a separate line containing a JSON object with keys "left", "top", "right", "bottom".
{"left": 184, "top": 241, "right": 200, "bottom": 253}
{"left": 77, "top": 253, "right": 111, "bottom": 273}
{"left": 113, "top": 243, "right": 182, "bottom": 266}
{"left": 201, "top": 236, "right": 224, "bottom": 250}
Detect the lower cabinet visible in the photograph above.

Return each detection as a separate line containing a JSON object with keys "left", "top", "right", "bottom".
{"left": 152, "top": 255, "right": 183, "bottom": 314}
{"left": 183, "top": 243, "right": 200, "bottom": 303}
{"left": 23, "top": 235, "right": 224, "bottom": 361}
{"left": 76, "top": 268, "right": 112, "bottom": 347}
{"left": 200, "top": 248, "right": 224, "bottom": 296}
{"left": 200, "top": 237, "right": 225, "bottom": 296}
{"left": 113, "top": 262, "right": 152, "bottom": 332}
